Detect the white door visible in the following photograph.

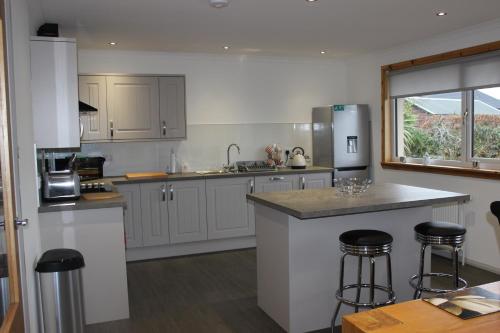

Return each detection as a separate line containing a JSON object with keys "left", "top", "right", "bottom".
{"left": 79, "top": 75, "right": 108, "bottom": 141}
{"left": 167, "top": 180, "right": 207, "bottom": 244}
{"left": 159, "top": 76, "right": 186, "bottom": 139}
{"left": 116, "top": 184, "right": 143, "bottom": 248}
{"left": 107, "top": 76, "right": 160, "bottom": 139}
{"left": 298, "top": 173, "right": 332, "bottom": 190}
{"left": 206, "top": 177, "right": 255, "bottom": 240}
{"left": 255, "top": 174, "right": 298, "bottom": 192}
{"left": 140, "top": 182, "right": 170, "bottom": 246}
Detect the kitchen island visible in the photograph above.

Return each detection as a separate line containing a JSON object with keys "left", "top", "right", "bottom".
{"left": 247, "top": 183, "right": 469, "bottom": 333}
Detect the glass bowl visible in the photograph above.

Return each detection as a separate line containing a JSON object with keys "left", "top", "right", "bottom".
{"left": 334, "top": 177, "right": 372, "bottom": 197}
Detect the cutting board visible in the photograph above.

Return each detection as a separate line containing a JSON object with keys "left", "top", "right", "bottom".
{"left": 125, "top": 172, "right": 168, "bottom": 180}
{"left": 82, "top": 192, "right": 122, "bottom": 201}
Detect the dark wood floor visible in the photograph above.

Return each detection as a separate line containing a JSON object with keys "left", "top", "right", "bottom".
{"left": 86, "top": 249, "right": 499, "bottom": 333}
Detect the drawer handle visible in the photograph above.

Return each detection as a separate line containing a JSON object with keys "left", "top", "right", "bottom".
{"left": 300, "top": 176, "right": 305, "bottom": 190}
{"left": 162, "top": 121, "right": 167, "bottom": 136}
{"left": 161, "top": 185, "right": 166, "bottom": 201}
{"left": 110, "top": 120, "right": 114, "bottom": 138}
{"left": 169, "top": 185, "right": 174, "bottom": 200}
{"left": 269, "top": 176, "right": 285, "bottom": 181}
{"left": 249, "top": 180, "right": 254, "bottom": 194}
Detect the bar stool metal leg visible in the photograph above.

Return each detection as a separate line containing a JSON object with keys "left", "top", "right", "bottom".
{"left": 331, "top": 253, "right": 347, "bottom": 331}
{"left": 385, "top": 253, "right": 393, "bottom": 293}
{"left": 354, "top": 256, "right": 362, "bottom": 313}
{"left": 453, "top": 246, "right": 460, "bottom": 289}
{"left": 414, "top": 244, "right": 427, "bottom": 299}
{"left": 369, "top": 256, "right": 375, "bottom": 308}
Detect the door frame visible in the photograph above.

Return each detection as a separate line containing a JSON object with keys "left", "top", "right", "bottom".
{"left": 0, "top": 0, "right": 24, "bottom": 331}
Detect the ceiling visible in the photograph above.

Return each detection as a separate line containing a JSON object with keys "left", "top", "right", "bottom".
{"left": 34, "top": 0, "right": 500, "bottom": 58}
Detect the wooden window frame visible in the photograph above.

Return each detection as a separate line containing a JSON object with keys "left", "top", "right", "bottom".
{"left": 380, "top": 40, "right": 500, "bottom": 180}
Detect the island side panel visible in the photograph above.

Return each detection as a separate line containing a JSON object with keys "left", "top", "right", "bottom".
{"left": 288, "top": 206, "right": 432, "bottom": 333}
{"left": 255, "top": 204, "right": 292, "bottom": 332}
{"left": 39, "top": 207, "right": 130, "bottom": 324}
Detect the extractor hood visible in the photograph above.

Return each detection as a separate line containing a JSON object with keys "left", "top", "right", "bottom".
{"left": 79, "top": 101, "right": 98, "bottom": 112}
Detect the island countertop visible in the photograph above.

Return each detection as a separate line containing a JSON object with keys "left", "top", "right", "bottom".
{"left": 247, "top": 183, "right": 470, "bottom": 219}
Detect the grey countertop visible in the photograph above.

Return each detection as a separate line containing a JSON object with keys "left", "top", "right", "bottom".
{"left": 109, "top": 166, "right": 333, "bottom": 184}
{"left": 247, "top": 183, "right": 470, "bottom": 220}
{"left": 39, "top": 196, "right": 127, "bottom": 213}
{"left": 38, "top": 166, "right": 332, "bottom": 213}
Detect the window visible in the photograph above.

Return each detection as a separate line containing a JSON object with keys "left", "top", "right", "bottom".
{"left": 395, "top": 92, "right": 464, "bottom": 161}
{"left": 381, "top": 41, "right": 500, "bottom": 178}
{"left": 472, "top": 87, "right": 500, "bottom": 160}
{"left": 394, "top": 87, "right": 500, "bottom": 165}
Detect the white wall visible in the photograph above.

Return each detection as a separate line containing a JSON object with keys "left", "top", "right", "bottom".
{"left": 6, "top": 0, "right": 43, "bottom": 331}
{"left": 78, "top": 50, "right": 348, "bottom": 124}
{"left": 345, "top": 18, "right": 500, "bottom": 272}
{"left": 78, "top": 50, "right": 348, "bottom": 173}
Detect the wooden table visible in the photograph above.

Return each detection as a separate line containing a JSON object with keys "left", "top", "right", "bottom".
{"left": 343, "top": 282, "right": 500, "bottom": 333}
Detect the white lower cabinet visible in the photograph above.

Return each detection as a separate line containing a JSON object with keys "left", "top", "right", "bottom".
{"left": 167, "top": 180, "right": 207, "bottom": 243}
{"left": 298, "top": 172, "right": 332, "bottom": 190}
{"left": 118, "top": 172, "right": 331, "bottom": 252}
{"left": 206, "top": 177, "right": 255, "bottom": 240}
{"left": 140, "top": 182, "right": 170, "bottom": 246}
{"left": 254, "top": 174, "right": 296, "bottom": 193}
{"left": 117, "top": 184, "right": 143, "bottom": 248}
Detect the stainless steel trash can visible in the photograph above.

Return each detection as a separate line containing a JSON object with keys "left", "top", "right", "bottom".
{"left": 36, "top": 249, "right": 85, "bottom": 333}
{"left": 0, "top": 254, "right": 9, "bottom": 324}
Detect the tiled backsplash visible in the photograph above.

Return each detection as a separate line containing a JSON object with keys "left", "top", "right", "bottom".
{"left": 81, "top": 123, "right": 313, "bottom": 176}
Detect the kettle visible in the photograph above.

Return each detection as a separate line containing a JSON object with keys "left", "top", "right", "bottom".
{"left": 290, "top": 147, "right": 306, "bottom": 169}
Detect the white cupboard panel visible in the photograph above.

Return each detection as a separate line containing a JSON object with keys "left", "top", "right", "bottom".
{"left": 140, "top": 182, "right": 170, "bottom": 246}
{"left": 31, "top": 37, "right": 79, "bottom": 148}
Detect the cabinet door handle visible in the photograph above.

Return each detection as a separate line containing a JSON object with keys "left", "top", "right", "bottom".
{"left": 110, "top": 120, "right": 114, "bottom": 138}
{"left": 79, "top": 118, "right": 84, "bottom": 139}
{"left": 269, "top": 176, "right": 285, "bottom": 181}
{"left": 249, "top": 179, "right": 254, "bottom": 194}
{"left": 300, "top": 176, "right": 306, "bottom": 190}
{"left": 161, "top": 185, "right": 166, "bottom": 201}
{"left": 162, "top": 121, "right": 167, "bottom": 136}
{"left": 169, "top": 185, "right": 174, "bottom": 200}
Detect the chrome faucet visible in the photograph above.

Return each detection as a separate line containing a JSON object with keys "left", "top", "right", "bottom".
{"left": 227, "top": 143, "right": 240, "bottom": 168}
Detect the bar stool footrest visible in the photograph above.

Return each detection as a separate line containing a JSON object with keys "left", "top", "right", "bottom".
{"left": 336, "top": 283, "right": 396, "bottom": 308}
{"left": 409, "top": 272, "right": 468, "bottom": 294}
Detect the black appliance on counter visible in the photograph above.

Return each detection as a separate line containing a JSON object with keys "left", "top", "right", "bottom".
{"left": 52, "top": 156, "right": 105, "bottom": 181}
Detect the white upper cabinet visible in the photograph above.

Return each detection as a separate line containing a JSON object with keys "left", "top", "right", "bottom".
{"left": 31, "top": 37, "right": 79, "bottom": 148}
{"left": 159, "top": 77, "right": 186, "bottom": 139}
{"left": 79, "top": 76, "right": 108, "bottom": 141}
{"left": 106, "top": 76, "right": 160, "bottom": 139}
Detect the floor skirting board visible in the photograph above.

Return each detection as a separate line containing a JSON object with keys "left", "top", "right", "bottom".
{"left": 432, "top": 249, "right": 500, "bottom": 275}
{"left": 125, "top": 236, "right": 256, "bottom": 261}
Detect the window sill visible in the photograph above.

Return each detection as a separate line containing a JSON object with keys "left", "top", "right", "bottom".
{"left": 381, "top": 161, "right": 500, "bottom": 180}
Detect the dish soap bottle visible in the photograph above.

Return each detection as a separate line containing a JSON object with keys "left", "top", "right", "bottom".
{"left": 170, "top": 149, "right": 177, "bottom": 173}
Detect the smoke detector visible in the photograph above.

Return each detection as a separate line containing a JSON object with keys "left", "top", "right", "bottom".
{"left": 209, "top": 0, "right": 229, "bottom": 9}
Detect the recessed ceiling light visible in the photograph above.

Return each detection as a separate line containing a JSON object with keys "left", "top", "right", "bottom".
{"left": 320, "top": 51, "right": 326, "bottom": 55}
{"left": 436, "top": 11, "right": 447, "bottom": 16}
{"left": 223, "top": 45, "right": 230, "bottom": 50}
{"left": 108, "top": 42, "right": 117, "bottom": 46}
{"left": 209, "top": 0, "right": 229, "bottom": 8}
{"left": 306, "top": 0, "right": 318, "bottom": 2}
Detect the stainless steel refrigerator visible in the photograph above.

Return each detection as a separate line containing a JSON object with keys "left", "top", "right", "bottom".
{"left": 312, "top": 104, "right": 370, "bottom": 185}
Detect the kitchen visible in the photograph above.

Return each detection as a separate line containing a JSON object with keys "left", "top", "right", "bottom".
{"left": 0, "top": 1, "right": 498, "bottom": 333}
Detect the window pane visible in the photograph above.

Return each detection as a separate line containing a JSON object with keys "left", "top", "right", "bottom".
{"left": 395, "top": 92, "right": 462, "bottom": 160}
{"left": 473, "top": 87, "right": 500, "bottom": 159}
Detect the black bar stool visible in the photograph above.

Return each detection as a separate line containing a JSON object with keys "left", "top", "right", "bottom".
{"left": 331, "top": 230, "right": 396, "bottom": 330}
{"left": 410, "top": 221, "right": 467, "bottom": 299}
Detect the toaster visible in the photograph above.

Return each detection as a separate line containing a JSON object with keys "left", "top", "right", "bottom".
{"left": 43, "top": 170, "right": 81, "bottom": 201}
